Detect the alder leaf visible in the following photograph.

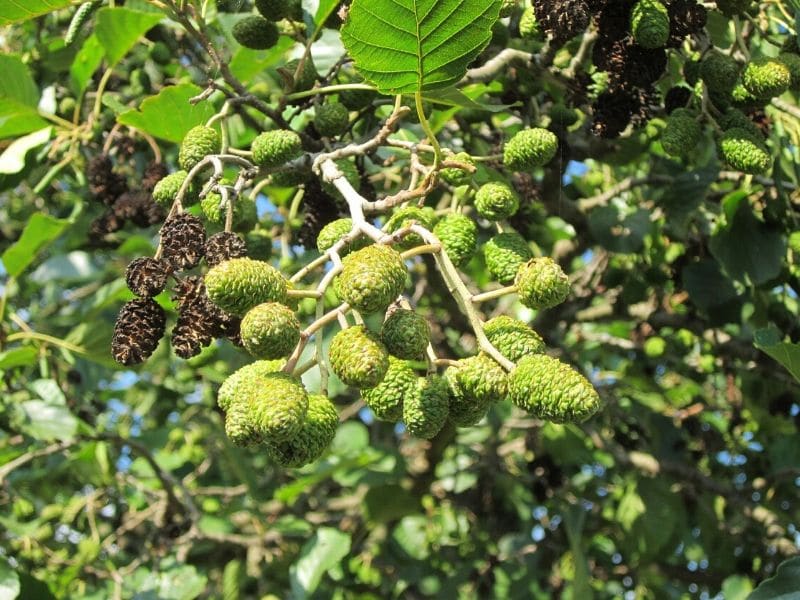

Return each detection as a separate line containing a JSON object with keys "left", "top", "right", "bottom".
{"left": 340, "top": 0, "right": 502, "bottom": 95}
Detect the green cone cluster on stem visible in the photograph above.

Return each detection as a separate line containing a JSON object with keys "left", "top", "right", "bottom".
{"left": 475, "top": 182, "right": 520, "bottom": 221}
{"left": 403, "top": 376, "right": 450, "bottom": 439}
{"left": 630, "top": 0, "right": 670, "bottom": 49}
{"left": 314, "top": 102, "right": 350, "bottom": 137}
{"left": 484, "top": 232, "right": 533, "bottom": 284}
{"left": 384, "top": 206, "right": 436, "bottom": 249}
{"left": 519, "top": 6, "right": 539, "bottom": 39}
{"left": 433, "top": 213, "right": 478, "bottom": 267}
{"left": 329, "top": 325, "right": 389, "bottom": 388}
{"left": 217, "top": 360, "right": 283, "bottom": 412}
{"left": 503, "top": 128, "right": 558, "bottom": 171}
{"left": 267, "top": 394, "right": 339, "bottom": 468}
{"left": 224, "top": 371, "right": 308, "bottom": 446}
{"left": 381, "top": 308, "right": 430, "bottom": 360}
{"left": 483, "top": 315, "right": 545, "bottom": 362}
{"left": 251, "top": 130, "right": 303, "bottom": 168}
{"left": 232, "top": 15, "right": 279, "bottom": 50}
{"left": 152, "top": 171, "right": 198, "bottom": 207}
{"left": 661, "top": 109, "right": 702, "bottom": 157}
{"left": 178, "top": 126, "right": 220, "bottom": 172}
{"left": 200, "top": 189, "right": 257, "bottom": 228}
{"left": 742, "top": 57, "right": 792, "bottom": 99}
{"left": 240, "top": 302, "right": 301, "bottom": 359}
{"left": 361, "top": 357, "right": 417, "bottom": 421}
{"left": 508, "top": 354, "right": 601, "bottom": 423}
{"left": 718, "top": 127, "right": 771, "bottom": 174}
{"left": 205, "top": 257, "right": 288, "bottom": 315}
{"left": 255, "top": 0, "right": 293, "bottom": 20}
{"left": 515, "top": 257, "right": 570, "bottom": 310}
{"left": 334, "top": 245, "right": 407, "bottom": 313}
{"left": 316, "top": 218, "right": 371, "bottom": 255}
{"left": 440, "top": 152, "right": 475, "bottom": 186}
{"left": 700, "top": 51, "right": 740, "bottom": 94}
{"left": 445, "top": 354, "right": 508, "bottom": 427}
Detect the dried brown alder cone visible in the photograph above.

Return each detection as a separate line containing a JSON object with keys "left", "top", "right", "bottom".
{"left": 159, "top": 213, "right": 207, "bottom": 271}
{"left": 125, "top": 257, "right": 171, "bottom": 297}
{"left": 111, "top": 297, "right": 166, "bottom": 365}
{"left": 205, "top": 232, "right": 248, "bottom": 267}
{"left": 171, "top": 276, "right": 241, "bottom": 358}
{"left": 87, "top": 154, "right": 126, "bottom": 206}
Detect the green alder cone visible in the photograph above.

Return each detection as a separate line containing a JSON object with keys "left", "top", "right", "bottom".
{"left": 483, "top": 315, "right": 545, "bottom": 362}
{"left": 251, "top": 130, "right": 303, "bottom": 168}
{"left": 549, "top": 104, "right": 579, "bottom": 129}
{"left": 403, "top": 376, "right": 450, "bottom": 439}
{"left": 630, "top": 0, "right": 670, "bottom": 49}
{"left": 224, "top": 371, "right": 307, "bottom": 445}
{"left": 730, "top": 82, "right": 767, "bottom": 108}
{"left": 314, "top": 102, "right": 350, "bottom": 137}
{"left": 440, "top": 152, "right": 475, "bottom": 186}
{"left": 152, "top": 171, "right": 198, "bottom": 207}
{"left": 316, "top": 218, "right": 371, "bottom": 255}
{"left": 718, "top": 127, "right": 771, "bottom": 174}
{"left": 445, "top": 354, "right": 508, "bottom": 426}
{"left": 778, "top": 52, "right": 800, "bottom": 89}
{"left": 384, "top": 205, "right": 437, "bottom": 249}
{"left": 240, "top": 302, "right": 301, "bottom": 359}
{"left": 200, "top": 191, "right": 257, "bottom": 228}
{"left": 433, "top": 213, "right": 478, "bottom": 267}
{"left": 475, "top": 182, "right": 520, "bottom": 221}
{"left": 178, "top": 126, "right": 221, "bottom": 172}
{"left": 515, "top": 257, "right": 570, "bottom": 310}
{"left": 280, "top": 57, "right": 319, "bottom": 93}
{"left": 661, "top": 112, "right": 702, "bottom": 157}
{"left": 339, "top": 87, "right": 378, "bottom": 111}
{"left": 334, "top": 245, "right": 407, "bottom": 314}
{"left": 381, "top": 308, "right": 430, "bottom": 360}
{"left": 742, "top": 57, "right": 791, "bottom": 98}
{"left": 717, "top": 109, "right": 761, "bottom": 137}
{"left": 205, "top": 258, "right": 288, "bottom": 315}
{"left": 248, "top": 372, "right": 308, "bottom": 442}
{"left": 484, "top": 232, "right": 533, "bottom": 284}
{"left": 217, "top": 359, "right": 284, "bottom": 412}
{"left": 329, "top": 326, "right": 390, "bottom": 388}
{"left": 232, "top": 15, "right": 280, "bottom": 50}
{"left": 503, "top": 128, "right": 558, "bottom": 171}
{"left": 508, "top": 354, "right": 601, "bottom": 423}
{"left": 700, "top": 51, "right": 740, "bottom": 94}
{"left": 519, "top": 6, "right": 539, "bottom": 39}
{"left": 361, "top": 356, "right": 417, "bottom": 421}
{"left": 267, "top": 394, "right": 339, "bottom": 468}
{"left": 255, "top": 0, "right": 291, "bottom": 20}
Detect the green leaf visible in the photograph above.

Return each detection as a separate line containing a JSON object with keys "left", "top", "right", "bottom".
{"left": 290, "top": 528, "right": 351, "bottom": 598}
{"left": 710, "top": 195, "right": 786, "bottom": 286}
{"left": 364, "top": 484, "right": 420, "bottom": 523}
{"left": 0, "top": 127, "right": 52, "bottom": 174}
{"left": 341, "top": 0, "right": 502, "bottom": 94}
{"left": 0, "top": 560, "right": 20, "bottom": 600}
{"left": 749, "top": 556, "right": 800, "bottom": 600}
{"left": 0, "top": 347, "right": 38, "bottom": 370}
{"left": 94, "top": 7, "right": 162, "bottom": 67}
{"left": 754, "top": 327, "right": 800, "bottom": 383}
{"left": 222, "top": 560, "right": 242, "bottom": 600}
{"left": 0, "top": 98, "right": 49, "bottom": 140}
{"left": 1, "top": 212, "right": 70, "bottom": 277}
{"left": 422, "top": 85, "right": 512, "bottom": 112}
{"left": 70, "top": 34, "right": 105, "bottom": 94}
{"left": 682, "top": 259, "right": 738, "bottom": 311}
{"left": 0, "top": 0, "right": 72, "bottom": 26}
{"left": 0, "top": 55, "right": 40, "bottom": 106}
{"left": 18, "top": 399, "right": 78, "bottom": 441}
{"left": 117, "top": 84, "right": 216, "bottom": 143}
{"left": 722, "top": 575, "right": 753, "bottom": 600}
